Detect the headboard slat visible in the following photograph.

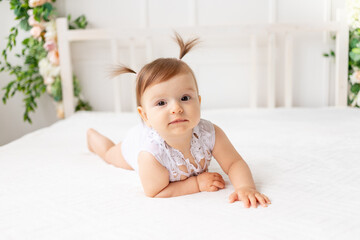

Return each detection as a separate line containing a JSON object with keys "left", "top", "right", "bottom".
{"left": 335, "top": 9, "right": 349, "bottom": 107}
{"left": 284, "top": 34, "right": 293, "bottom": 108}
{"left": 56, "top": 18, "right": 75, "bottom": 117}
{"left": 129, "top": 39, "right": 137, "bottom": 111}
{"left": 250, "top": 34, "right": 258, "bottom": 108}
{"left": 267, "top": 34, "right": 276, "bottom": 108}
{"left": 111, "top": 39, "right": 122, "bottom": 113}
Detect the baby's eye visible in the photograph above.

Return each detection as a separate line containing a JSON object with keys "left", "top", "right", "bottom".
{"left": 181, "top": 95, "right": 191, "bottom": 101}
{"left": 156, "top": 100, "right": 166, "bottom": 106}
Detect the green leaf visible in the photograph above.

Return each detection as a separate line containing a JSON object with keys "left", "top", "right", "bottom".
{"left": 352, "top": 39, "right": 360, "bottom": 49}
{"left": 43, "top": 2, "right": 53, "bottom": 11}
{"left": 51, "top": 76, "right": 63, "bottom": 101}
{"left": 351, "top": 83, "right": 360, "bottom": 93}
{"left": 19, "top": 18, "right": 31, "bottom": 31}
{"left": 73, "top": 15, "right": 88, "bottom": 29}
{"left": 76, "top": 98, "right": 92, "bottom": 111}
{"left": 22, "top": 38, "right": 30, "bottom": 45}
{"left": 73, "top": 75, "right": 81, "bottom": 97}
{"left": 352, "top": 48, "right": 360, "bottom": 54}
{"left": 14, "top": 6, "right": 21, "bottom": 17}
{"left": 33, "top": 8, "right": 42, "bottom": 22}
{"left": 350, "top": 52, "right": 360, "bottom": 62}
{"left": 42, "top": 3, "right": 53, "bottom": 21}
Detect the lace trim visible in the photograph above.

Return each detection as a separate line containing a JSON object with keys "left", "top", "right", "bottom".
{"left": 147, "top": 120, "right": 213, "bottom": 182}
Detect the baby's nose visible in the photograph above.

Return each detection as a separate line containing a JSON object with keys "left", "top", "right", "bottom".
{"left": 171, "top": 102, "right": 183, "bottom": 114}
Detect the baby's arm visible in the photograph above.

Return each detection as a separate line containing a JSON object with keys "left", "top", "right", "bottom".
{"left": 212, "top": 124, "right": 271, "bottom": 208}
{"left": 138, "top": 151, "right": 225, "bottom": 198}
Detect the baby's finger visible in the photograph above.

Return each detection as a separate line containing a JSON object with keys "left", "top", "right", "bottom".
{"left": 255, "top": 193, "right": 267, "bottom": 207}
{"left": 228, "top": 192, "right": 238, "bottom": 203}
{"left": 214, "top": 176, "right": 225, "bottom": 185}
{"left": 213, "top": 173, "right": 223, "bottom": 180}
{"left": 263, "top": 195, "right": 271, "bottom": 204}
{"left": 212, "top": 180, "right": 225, "bottom": 189}
{"left": 209, "top": 185, "right": 219, "bottom": 192}
{"left": 239, "top": 193, "right": 250, "bottom": 208}
{"left": 249, "top": 194, "right": 257, "bottom": 208}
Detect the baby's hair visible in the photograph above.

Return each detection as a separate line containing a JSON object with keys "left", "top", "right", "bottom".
{"left": 174, "top": 32, "right": 199, "bottom": 59}
{"left": 111, "top": 32, "right": 200, "bottom": 106}
{"left": 110, "top": 65, "right": 137, "bottom": 76}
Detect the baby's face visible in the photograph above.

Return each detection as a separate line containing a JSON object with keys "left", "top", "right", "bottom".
{"left": 137, "top": 73, "right": 201, "bottom": 139}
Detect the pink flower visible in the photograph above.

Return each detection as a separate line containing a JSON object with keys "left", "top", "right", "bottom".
{"left": 29, "top": 0, "right": 47, "bottom": 8}
{"left": 28, "top": 15, "right": 37, "bottom": 26}
{"left": 43, "top": 40, "right": 57, "bottom": 52}
{"left": 30, "top": 26, "right": 43, "bottom": 39}
{"left": 48, "top": 50, "right": 60, "bottom": 65}
{"left": 350, "top": 69, "right": 360, "bottom": 85}
{"left": 28, "top": 15, "right": 45, "bottom": 27}
{"left": 44, "top": 76, "right": 55, "bottom": 85}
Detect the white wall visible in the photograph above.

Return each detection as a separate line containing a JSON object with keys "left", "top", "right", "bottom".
{"left": 0, "top": 0, "right": 346, "bottom": 146}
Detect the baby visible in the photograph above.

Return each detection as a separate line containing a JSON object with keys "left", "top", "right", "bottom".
{"left": 87, "top": 33, "right": 271, "bottom": 208}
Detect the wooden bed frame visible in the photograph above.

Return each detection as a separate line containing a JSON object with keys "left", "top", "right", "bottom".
{"left": 56, "top": 1, "right": 349, "bottom": 118}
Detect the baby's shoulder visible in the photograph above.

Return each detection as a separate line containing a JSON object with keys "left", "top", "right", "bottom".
{"left": 196, "top": 118, "right": 216, "bottom": 150}
{"left": 139, "top": 125, "right": 166, "bottom": 160}
{"left": 197, "top": 118, "right": 215, "bottom": 135}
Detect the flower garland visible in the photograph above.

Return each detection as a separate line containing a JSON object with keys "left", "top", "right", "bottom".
{"left": 347, "top": 0, "right": 360, "bottom": 107}
{"left": 0, "top": 0, "right": 91, "bottom": 123}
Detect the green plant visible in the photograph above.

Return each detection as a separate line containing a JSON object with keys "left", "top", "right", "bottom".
{"left": 323, "top": 26, "right": 360, "bottom": 107}
{"left": 346, "top": 0, "right": 360, "bottom": 107}
{"left": 0, "top": 0, "right": 91, "bottom": 123}
{"left": 348, "top": 29, "right": 360, "bottom": 107}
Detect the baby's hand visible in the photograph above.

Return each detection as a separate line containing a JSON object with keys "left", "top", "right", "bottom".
{"left": 229, "top": 187, "right": 271, "bottom": 208}
{"left": 196, "top": 172, "right": 225, "bottom": 192}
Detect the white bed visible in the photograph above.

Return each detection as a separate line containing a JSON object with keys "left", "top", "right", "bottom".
{"left": 1, "top": 3, "right": 359, "bottom": 239}
{"left": 1, "top": 108, "right": 360, "bottom": 239}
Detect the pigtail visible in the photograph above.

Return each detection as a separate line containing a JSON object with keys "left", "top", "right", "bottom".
{"left": 109, "top": 64, "right": 137, "bottom": 78}
{"left": 174, "top": 32, "right": 200, "bottom": 59}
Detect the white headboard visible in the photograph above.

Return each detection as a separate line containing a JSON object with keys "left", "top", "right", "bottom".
{"left": 56, "top": 1, "right": 349, "bottom": 118}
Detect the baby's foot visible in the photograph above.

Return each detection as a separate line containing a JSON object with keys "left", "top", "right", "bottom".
{"left": 87, "top": 128, "right": 97, "bottom": 153}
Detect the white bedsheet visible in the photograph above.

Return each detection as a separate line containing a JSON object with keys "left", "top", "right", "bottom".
{"left": 1, "top": 108, "right": 359, "bottom": 240}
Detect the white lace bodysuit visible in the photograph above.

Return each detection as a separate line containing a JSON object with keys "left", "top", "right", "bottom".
{"left": 121, "top": 119, "right": 216, "bottom": 182}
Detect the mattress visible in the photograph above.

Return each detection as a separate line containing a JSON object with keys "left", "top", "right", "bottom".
{"left": 0, "top": 107, "right": 359, "bottom": 240}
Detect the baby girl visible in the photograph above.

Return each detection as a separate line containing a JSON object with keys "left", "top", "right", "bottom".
{"left": 87, "top": 33, "right": 271, "bottom": 208}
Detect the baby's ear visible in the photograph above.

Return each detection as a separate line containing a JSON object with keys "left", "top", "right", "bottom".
{"left": 137, "top": 106, "right": 150, "bottom": 125}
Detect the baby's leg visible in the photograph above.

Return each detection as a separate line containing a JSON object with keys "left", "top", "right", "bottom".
{"left": 87, "top": 128, "right": 134, "bottom": 170}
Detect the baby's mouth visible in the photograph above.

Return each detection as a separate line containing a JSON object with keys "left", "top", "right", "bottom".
{"left": 169, "top": 119, "right": 188, "bottom": 125}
